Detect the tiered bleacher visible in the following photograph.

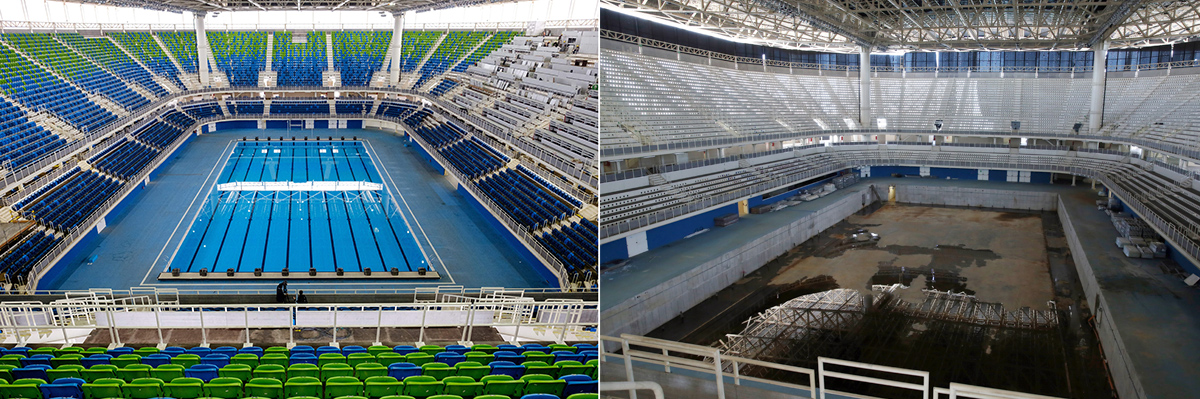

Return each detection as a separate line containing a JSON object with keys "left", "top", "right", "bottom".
{"left": 335, "top": 100, "right": 370, "bottom": 115}
{"left": 429, "top": 79, "right": 458, "bottom": 97}
{"left": 0, "top": 344, "right": 599, "bottom": 399}
{"left": 16, "top": 169, "right": 121, "bottom": 231}
{"left": 108, "top": 32, "right": 188, "bottom": 91}
{"left": 0, "top": 97, "right": 64, "bottom": 169}
{"left": 56, "top": 33, "right": 170, "bottom": 98}
{"left": 4, "top": 33, "right": 150, "bottom": 111}
{"left": 0, "top": 228, "right": 61, "bottom": 284}
{"left": 271, "top": 101, "right": 330, "bottom": 115}
{"left": 231, "top": 101, "right": 265, "bottom": 116}
{"left": 89, "top": 139, "right": 160, "bottom": 180}
{"left": 274, "top": 32, "right": 326, "bottom": 87}
{"left": 208, "top": 32, "right": 267, "bottom": 86}
{"left": 331, "top": 31, "right": 389, "bottom": 86}
{"left": 537, "top": 220, "right": 598, "bottom": 280}
{"left": 451, "top": 31, "right": 519, "bottom": 73}
{"left": 400, "top": 32, "right": 443, "bottom": 73}
{"left": 413, "top": 32, "right": 488, "bottom": 89}
{"left": 0, "top": 37, "right": 116, "bottom": 133}
{"left": 156, "top": 31, "right": 198, "bottom": 73}
{"left": 477, "top": 169, "right": 574, "bottom": 230}
{"left": 182, "top": 103, "right": 223, "bottom": 119}
{"left": 134, "top": 112, "right": 191, "bottom": 149}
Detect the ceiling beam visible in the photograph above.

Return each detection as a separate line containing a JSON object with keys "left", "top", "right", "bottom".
{"left": 750, "top": 0, "right": 875, "bottom": 48}
{"left": 1085, "top": 0, "right": 1145, "bottom": 48}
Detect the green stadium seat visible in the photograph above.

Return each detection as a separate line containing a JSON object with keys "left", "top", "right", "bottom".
{"left": 172, "top": 354, "right": 202, "bottom": 368}
{"left": 333, "top": 396, "right": 369, "bottom": 399}
{"left": 9, "top": 378, "right": 46, "bottom": 399}
{"left": 122, "top": 377, "right": 165, "bottom": 399}
{"left": 480, "top": 375, "right": 522, "bottom": 397}
{"left": 548, "top": 345, "right": 576, "bottom": 354}
{"left": 29, "top": 348, "right": 56, "bottom": 357}
{"left": 419, "top": 363, "right": 453, "bottom": 381}
{"left": 425, "top": 396, "right": 461, "bottom": 399}
{"left": 453, "top": 362, "right": 488, "bottom": 381}
{"left": 263, "top": 347, "right": 289, "bottom": 355}
{"left": 81, "top": 365, "right": 118, "bottom": 382}
{"left": 219, "top": 364, "right": 252, "bottom": 381}
{"left": 151, "top": 365, "right": 185, "bottom": 382}
{"left": 2, "top": 355, "right": 26, "bottom": 368}
{"left": 163, "top": 377, "right": 205, "bottom": 399}
{"left": 417, "top": 346, "right": 442, "bottom": 357}
{"left": 318, "top": 354, "right": 347, "bottom": 367}
{"left": 474, "top": 396, "right": 509, "bottom": 399}
{"left": 441, "top": 376, "right": 482, "bottom": 397}
{"left": 111, "top": 354, "right": 142, "bottom": 368}
{"left": 254, "top": 365, "right": 286, "bottom": 381}
{"left": 347, "top": 354, "right": 376, "bottom": 367}
{"left": 232, "top": 353, "right": 261, "bottom": 367}
{"left": 82, "top": 348, "right": 107, "bottom": 356}
{"left": 55, "top": 347, "right": 83, "bottom": 356}
{"left": 82, "top": 378, "right": 125, "bottom": 399}
{"left": 321, "top": 364, "right": 353, "bottom": 381}
{"left": 244, "top": 377, "right": 284, "bottom": 399}
{"left": 46, "top": 364, "right": 83, "bottom": 381}
{"left": 519, "top": 374, "right": 564, "bottom": 397}
{"left": 399, "top": 376, "right": 442, "bottom": 398}
{"left": 374, "top": 353, "right": 404, "bottom": 367}
{"left": 522, "top": 352, "right": 555, "bottom": 364}
{"left": 585, "top": 360, "right": 597, "bottom": 380}
{"left": 284, "top": 376, "right": 323, "bottom": 398}
{"left": 468, "top": 345, "right": 498, "bottom": 355}
{"left": 134, "top": 348, "right": 160, "bottom": 356}
{"left": 354, "top": 363, "right": 387, "bottom": 380}
{"left": 566, "top": 394, "right": 599, "bottom": 399}
{"left": 117, "top": 364, "right": 152, "bottom": 382}
{"left": 555, "top": 361, "right": 590, "bottom": 378}
{"left": 203, "top": 376, "right": 244, "bottom": 399}
{"left": 404, "top": 354, "right": 433, "bottom": 367}
{"left": 50, "top": 354, "right": 84, "bottom": 368}
{"left": 362, "top": 376, "right": 402, "bottom": 398}
{"left": 366, "top": 346, "right": 392, "bottom": 357}
{"left": 378, "top": 395, "right": 416, "bottom": 399}
{"left": 463, "top": 352, "right": 492, "bottom": 364}
{"left": 288, "top": 364, "right": 321, "bottom": 380}
{"left": 0, "top": 364, "right": 16, "bottom": 382}
{"left": 522, "top": 362, "right": 556, "bottom": 377}
{"left": 323, "top": 376, "right": 364, "bottom": 399}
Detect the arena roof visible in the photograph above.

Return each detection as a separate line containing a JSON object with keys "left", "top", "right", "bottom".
{"left": 600, "top": 0, "right": 1200, "bottom": 52}
{"left": 57, "top": 0, "right": 511, "bottom": 14}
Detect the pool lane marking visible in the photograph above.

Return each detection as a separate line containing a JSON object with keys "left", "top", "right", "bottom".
{"left": 142, "top": 139, "right": 239, "bottom": 286}
{"left": 363, "top": 139, "right": 453, "bottom": 284}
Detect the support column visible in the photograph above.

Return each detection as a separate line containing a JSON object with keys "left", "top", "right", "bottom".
{"left": 1089, "top": 40, "right": 1108, "bottom": 133}
{"left": 389, "top": 13, "right": 405, "bottom": 87}
{"left": 859, "top": 46, "right": 871, "bottom": 128}
{"left": 194, "top": 13, "right": 211, "bottom": 88}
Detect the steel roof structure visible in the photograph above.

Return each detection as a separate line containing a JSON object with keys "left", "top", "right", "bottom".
{"left": 601, "top": 0, "right": 1200, "bottom": 52}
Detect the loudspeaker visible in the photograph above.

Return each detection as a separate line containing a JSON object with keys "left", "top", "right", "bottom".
{"left": 364, "top": 268, "right": 371, "bottom": 276}
{"left": 418, "top": 267, "right": 427, "bottom": 276}
{"left": 227, "top": 268, "right": 235, "bottom": 276}
{"left": 309, "top": 267, "right": 317, "bottom": 276}
{"left": 254, "top": 268, "right": 262, "bottom": 276}
{"left": 172, "top": 268, "right": 180, "bottom": 277}
{"left": 199, "top": 268, "right": 208, "bottom": 276}
{"left": 282, "top": 268, "right": 289, "bottom": 276}
{"left": 336, "top": 268, "right": 344, "bottom": 276}
{"left": 390, "top": 268, "right": 399, "bottom": 276}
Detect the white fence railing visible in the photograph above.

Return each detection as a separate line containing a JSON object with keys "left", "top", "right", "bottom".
{"left": 602, "top": 334, "right": 1066, "bottom": 399}
{"left": 0, "top": 295, "right": 598, "bottom": 347}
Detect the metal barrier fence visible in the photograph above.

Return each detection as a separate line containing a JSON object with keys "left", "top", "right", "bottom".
{"left": 0, "top": 20, "right": 598, "bottom": 33}
{"left": 602, "top": 334, "right": 1066, "bottom": 399}
{"left": 0, "top": 294, "right": 598, "bottom": 347}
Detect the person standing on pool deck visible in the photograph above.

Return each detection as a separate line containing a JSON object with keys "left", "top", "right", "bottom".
{"left": 276, "top": 281, "right": 289, "bottom": 303}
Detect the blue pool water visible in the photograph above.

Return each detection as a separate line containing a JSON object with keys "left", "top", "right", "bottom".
{"left": 168, "top": 140, "right": 428, "bottom": 274}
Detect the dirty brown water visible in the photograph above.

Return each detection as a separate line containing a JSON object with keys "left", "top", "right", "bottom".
{"left": 646, "top": 202, "right": 1116, "bottom": 398}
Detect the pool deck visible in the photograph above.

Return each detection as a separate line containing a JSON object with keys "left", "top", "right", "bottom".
{"left": 41, "top": 127, "right": 551, "bottom": 291}
{"left": 603, "top": 177, "right": 1200, "bottom": 399}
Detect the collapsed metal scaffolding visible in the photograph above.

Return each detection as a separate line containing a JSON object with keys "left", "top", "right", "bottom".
{"left": 719, "top": 286, "right": 1069, "bottom": 397}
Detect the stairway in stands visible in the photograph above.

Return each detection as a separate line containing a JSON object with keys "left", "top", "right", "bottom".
{"left": 107, "top": 36, "right": 182, "bottom": 93}
{"left": 150, "top": 33, "right": 202, "bottom": 90}
{"left": 415, "top": 33, "right": 493, "bottom": 92}
{"left": 399, "top": 34, "right": 447, "bottom": 89}
{"left": 0, "top": 39, "right": 129, "bottom": 119}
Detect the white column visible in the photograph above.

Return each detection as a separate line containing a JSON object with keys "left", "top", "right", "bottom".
{"left": 1089, "top": 40, "right": 1108, "bottom": 133}
{"left": 389, "top": 13, "right": 405, "bottom": 87}
{"left": 859, "top": 46, "right": 871, "bottom": 128}
{"left": 195, "top": 13, "right": 211, "bottom": 88}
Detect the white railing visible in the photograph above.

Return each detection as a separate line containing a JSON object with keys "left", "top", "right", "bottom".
{"left": 601, "top": 334, "right": 818, "bottom": 399}
{"left": 9, "top": 285, "right": 576, "bottom": 296}
{"left": 0, "top": 296, "right": 597, "bottom": 347}
{"left": 602, "top": 334, "right": 1066, "bottom": 399}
